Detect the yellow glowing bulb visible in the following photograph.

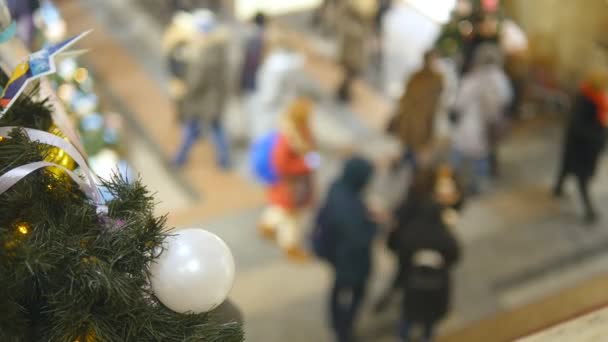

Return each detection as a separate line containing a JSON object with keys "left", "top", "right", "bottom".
{"left": 0, "top": 136, "right": 4, "bottom": 142}
{"left": 74, "top": 68, "right": 89, "bottom": 84}
{"left": 17, "top": 223, "right": 29, "bottom": 235}
{"left": 58, "top": 83, "right": 76, "bottom": 102}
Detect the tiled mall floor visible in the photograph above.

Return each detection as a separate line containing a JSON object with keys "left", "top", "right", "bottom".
{"left": 60, "top": 1, "right": 608, "bottom": 340}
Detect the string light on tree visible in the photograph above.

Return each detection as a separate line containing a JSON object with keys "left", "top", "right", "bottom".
{"left": 73, "top": 67, "right": 88, "bottom": 84}
{"left": 16, "top": 222, "right": 30, "bottom": 235}
{"left": 4, "top": 240, "right": 17, "bottom": 250}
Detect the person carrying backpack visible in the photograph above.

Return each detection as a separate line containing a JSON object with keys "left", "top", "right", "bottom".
{"left": 257, "top": 97, "right": 319, "bottom": 262}
{"left": 322, "top": 157, "right": 377, "bottom": 342}
{"left": 398, "top": 202, "right": 461, "bottom": 342}
{"left": 375, "top": 163, "right": 463, "bottom": 314}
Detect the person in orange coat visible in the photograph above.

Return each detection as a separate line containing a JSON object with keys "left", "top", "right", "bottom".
{"left": 259, "top": 97, "right": 319, "bottom": 261}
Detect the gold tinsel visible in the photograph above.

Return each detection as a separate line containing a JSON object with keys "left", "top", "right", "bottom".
{"left": 45, "top": 125, "right": 76, "bottom": 179}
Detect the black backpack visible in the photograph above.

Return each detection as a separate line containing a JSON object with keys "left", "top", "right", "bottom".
{"left": 310, "top": 205, "right": 335, "bottom": 262}
{"left": 406, "top": 248, "right": 447, "bottom": 292}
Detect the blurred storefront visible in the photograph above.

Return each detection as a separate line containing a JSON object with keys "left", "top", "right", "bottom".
{"left": 504, "top": 0, "right": 608, "bottom": 84}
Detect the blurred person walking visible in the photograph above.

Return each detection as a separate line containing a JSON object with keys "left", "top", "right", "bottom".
{"left": 554, "top": 69, "right": 608, "bottom": 224}
{"left": 239, "top": 12, "right": 267, "bottom": 95}
{"left": 500, "top": 18, "right": 529, "bottom": 119}
{"left": 376, "top": 163, "right": 463, "bottom": 313}
{"left": 258, "top": 98, "right": 319, "bottom": 261}
{"left": 252, "top": 32, "right": 306, "bottom": 139}
{"left": 461, "top": 13, "right": 500, "bottom": 75}
{"left": 7, "top": 0, "right": 39, "bottom": 49}
{"left": 398, "top": 202, "right": 461, "bottom": 342}
{"left": 336, "top": 0, "right": 370, "bottom": 102}
{"left": 374, "top": 0, "right": 392, "bottom": 33}
{"left": 164, "top": 10, "right": 231, "bottom": 169}
{"left": 313, "top": 0, "right": 340, "bottom": 36}
{"left": 320, "top": 156, "right": 377, "bottom": 342}
{"left": 450, "top": 43, "right": 512, "bottom": 193}
{"left": 389, "top": 50, "right": 444, "bottom": 169}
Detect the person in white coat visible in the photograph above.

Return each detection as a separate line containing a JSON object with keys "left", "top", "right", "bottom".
{"left": 251, "top": 34, "right": 306, "bottom": 139}
{"left": 450, "top": 43, "right": 512, "bottom": 193}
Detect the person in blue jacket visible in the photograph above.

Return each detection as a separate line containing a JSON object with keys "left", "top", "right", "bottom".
{"left": 323, "top": 156, "right": 377, "bottom": 342}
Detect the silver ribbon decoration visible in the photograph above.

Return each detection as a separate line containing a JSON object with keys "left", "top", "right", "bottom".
{"left": 0, "top": 161, "right": 96, "bottom": 198}
{"left": 0, "top": 126, "right": 102, "bottom": 203}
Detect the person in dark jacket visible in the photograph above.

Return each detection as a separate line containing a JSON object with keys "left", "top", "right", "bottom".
{"left": 553, "top": 69, "right": 608, "bottom": 224}
{"left": 240, "top": 12, "right": 267, "bottom": 93}
{"left": 399, "top": 202, "right": 461, "bottom": 342}
{"left": 325, "top": 157, "right": 377, "bottom": 342}
{"left": 375, "top": 163, "right": 463, "bottom": 313}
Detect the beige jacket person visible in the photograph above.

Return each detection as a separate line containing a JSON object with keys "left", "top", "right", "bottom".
{"left": 163, "top": 13, "right": 229, "bottom": 122}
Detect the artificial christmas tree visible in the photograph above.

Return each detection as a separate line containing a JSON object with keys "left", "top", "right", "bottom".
{"left": 0, "top": 38, "right": 242, "bottom": 342}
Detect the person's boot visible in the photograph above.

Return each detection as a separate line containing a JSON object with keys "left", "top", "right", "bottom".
{"left": 553, "top": 173, "right": 567, "bottom": 198}
{"left": 257, "top": 223, "right": 276, "bottom": 241}
{"left": 285, "top": 246, "right": 310, "bottom": 263}
{"left": 584, "top": 211, "right": 599, "bottom": 226}
{"left": 337, "top": 77, "right": 352, "bottom": 103}
{"left": 552, "top": 184, "right": 565, "bottom": 198}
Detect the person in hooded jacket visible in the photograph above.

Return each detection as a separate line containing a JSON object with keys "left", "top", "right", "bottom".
{"left": 398, "top": 202, "right": 461, "bottom": 342}
{"left": 323, "top": 157, "right": 377, "bottom": 342}
{"left": 554, "top": 68, "right": 608, "bottom": 224}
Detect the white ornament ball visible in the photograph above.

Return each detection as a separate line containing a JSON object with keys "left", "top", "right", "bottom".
{"left": 150, "top": 228, "right": 235, "bottom": 313}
